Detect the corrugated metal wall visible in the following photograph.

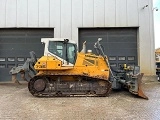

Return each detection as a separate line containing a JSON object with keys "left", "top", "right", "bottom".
{"left": 0, "top": 0, "right": 155, "bottom": 75}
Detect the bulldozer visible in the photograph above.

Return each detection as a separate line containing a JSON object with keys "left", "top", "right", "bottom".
{"left": 10, "top": 38, "right": 148, "bottom": 99}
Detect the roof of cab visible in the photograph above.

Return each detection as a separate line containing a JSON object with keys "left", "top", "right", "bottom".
{"left": 41, "top": 38, "right": 76, "bottom": 44}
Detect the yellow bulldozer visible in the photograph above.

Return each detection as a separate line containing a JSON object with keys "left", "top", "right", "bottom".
{"left": 10, "top": 38, "right": 148, "bottom": 99}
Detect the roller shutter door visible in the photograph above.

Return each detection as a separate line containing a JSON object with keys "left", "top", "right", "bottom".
{"left": 0, "top": 28, "right": 54, "bottom": 81}
{"left": 79, "top": 28, "right": 138, "bottom": 67}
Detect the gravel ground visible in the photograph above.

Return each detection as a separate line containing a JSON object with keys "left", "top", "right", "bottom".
{"left": 0, "top": 79, "right": 160, "bottom": 120}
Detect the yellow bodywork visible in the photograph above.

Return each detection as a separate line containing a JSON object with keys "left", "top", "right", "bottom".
{"left": 34, "top": 52, "right": 110, "bottom": 80}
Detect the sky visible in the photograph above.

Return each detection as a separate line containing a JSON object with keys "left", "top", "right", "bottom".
{"left": 153, "top": 0, "right": 160, "bottom": 49}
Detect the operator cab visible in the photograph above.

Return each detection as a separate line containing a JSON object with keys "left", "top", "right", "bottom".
{"left": 41, "top": 38, "right": 77, "bottom": 66}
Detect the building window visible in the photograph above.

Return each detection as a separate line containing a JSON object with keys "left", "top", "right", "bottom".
{"left": 7, "top": 64, "right": 15, "bottom": 68}
{"left": 17, "top": 64, "right": 23, "bottom": 67}
{"left": 110, "top": 63, "right": 117, "bottom": 67}
{"left": 128, "top": 63, "right": 135, "bottom": 66}
{"left": 17, "top": 57, "right": 25, "bottom": 62}
{"left": 118, "top": 56, "right": 125, "bottom": 61}
{"left": 0, "top": 58, "right": 5, "bottom": 62}
{"left": 109, "top": 56, "right": 116, "bottom": 61}
{"left": 118, "top": 63, "right": 125, "bottom": 67}
{"left": 128, "top": 56, "right": 135, "bottom": 61}
{"left": 8, "top": 57, "right": 15, "bottom": 62}
{"left": 0, "top": 64, "right": 6, "bottom": 68}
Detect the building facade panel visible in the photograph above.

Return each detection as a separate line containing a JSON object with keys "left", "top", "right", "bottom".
{"left": 83, "top": 0, "right": 94, "bottom": 27}
{"left": 72, "top": 0, "right": 83, "bottom": 43}
{"left": 138, "top": 0, "right": 155, "bottom": 74}
{"left": 6, "top": 0, "right": 17, "bottom": 27}
{"left": 17, "top": 0, "right": 28, "bottom": 27}
{"left": 148, "top": 0, "right": 156, "bottom": 75}
{"left": 61, "top": 0, "right": 72, "bottom": 38}
{"left": 127, "top": 0, "right": 139, "bottom": 26}
{"left": 28, "top": 0, "right": 39, "bottom": 27}
{"left": 39, "top": 0, "right": 50, "bottom": 27}
{"left": 50, "top": 0, "right": 60, "bottom": 37}
{"left": 116, "top": 0, "right": 127, "bottom": 26}
{"left": 104, "top": 0, "right": 116, "bottom": 27}
{"left": 94, "top": 0, "right": 105, "bottom": 27}
{"left": 0, "top": 0, "right": 6, "bottom": 27}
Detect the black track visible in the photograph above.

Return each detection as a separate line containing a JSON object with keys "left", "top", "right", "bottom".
{"left": 28, "top": 74, "right": 112, "bottom": 97}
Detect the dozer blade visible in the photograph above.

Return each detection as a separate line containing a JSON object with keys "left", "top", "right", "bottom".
{"left": 129, "top": 73, "right": 148, "bottom": 100}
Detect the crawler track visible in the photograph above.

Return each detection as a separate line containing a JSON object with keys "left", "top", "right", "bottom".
{"left": 28, "top": 74, "right": 112, "bottom": 97}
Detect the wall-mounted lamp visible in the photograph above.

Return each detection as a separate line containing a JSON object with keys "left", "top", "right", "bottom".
{"left": 153, "top": 7, "right": 158, "bottom": 11}
{"left": 142, "top": 5, "right": 148, "bottom": 9}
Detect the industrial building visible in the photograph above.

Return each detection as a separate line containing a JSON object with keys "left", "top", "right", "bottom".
{"left": 0, "top": 0, "right": 156, "bottom": 81}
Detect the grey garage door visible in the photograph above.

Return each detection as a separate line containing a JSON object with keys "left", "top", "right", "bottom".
{"left": 79, "top": 28, "right": 138, "bottom": 67}
{"left": 0, "top": 28, "right": 54, "bottom": 81}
